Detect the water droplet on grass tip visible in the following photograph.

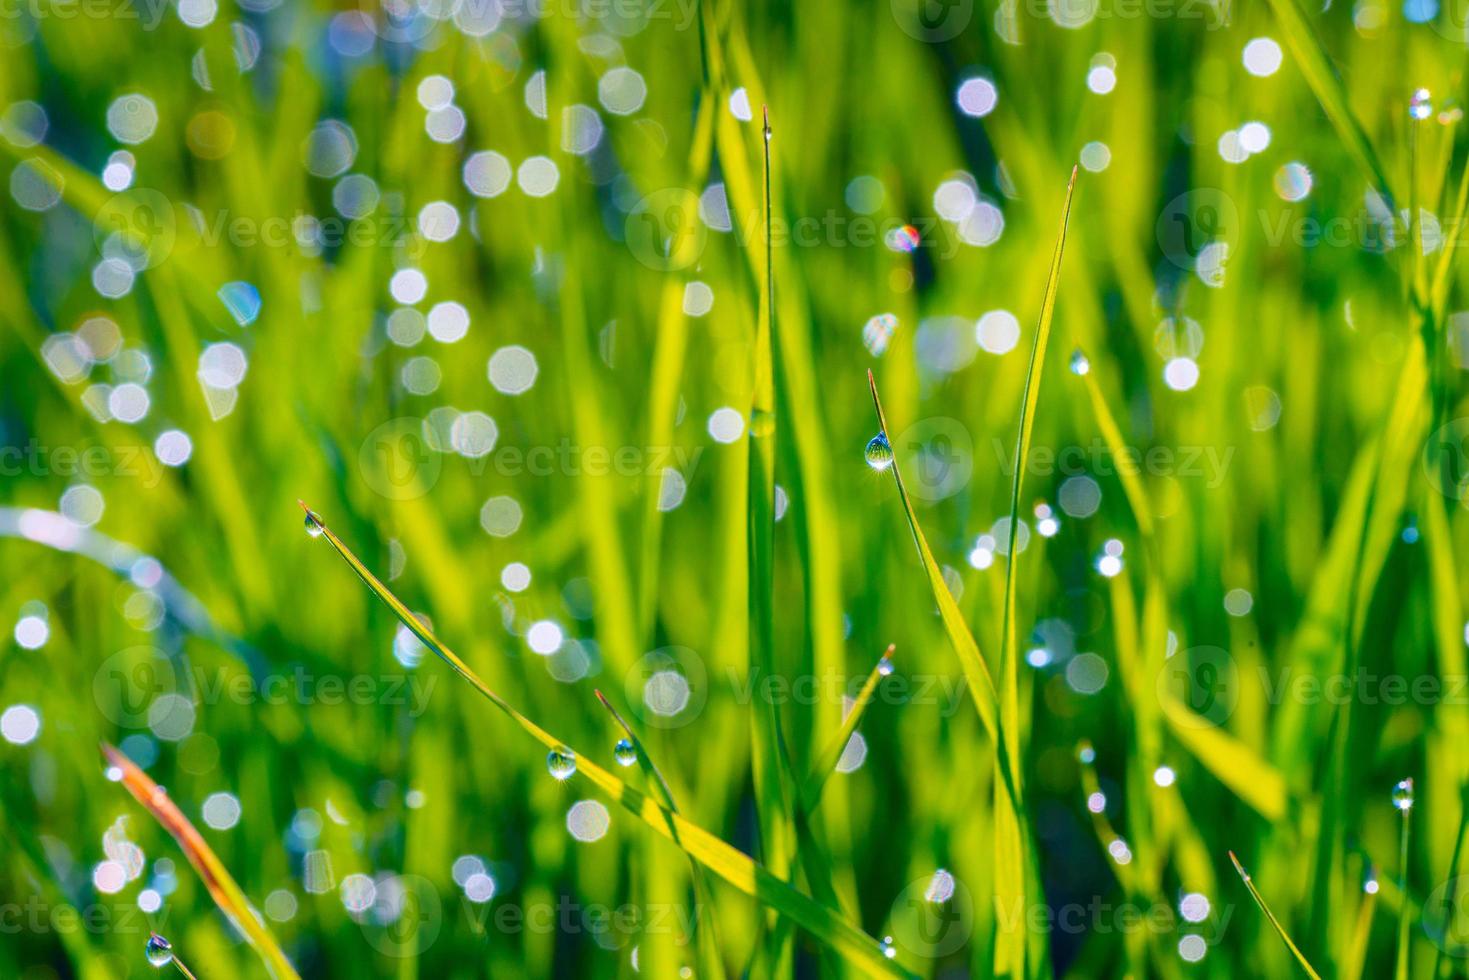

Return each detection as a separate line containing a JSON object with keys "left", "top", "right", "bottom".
{"left": 864, "top": 432, "right": 893, "bottom": 471}
{"left": 1069, "top": 349, "right": 1090, "bottom": 375}
{"left": 1392, "top": 778, "right": 1414, "bottom": 811}
{"left": 304, "top": 512, "right": 323, "bottom": 538}
{"left": 880, "top": 936, "right": 896, "bottom": 958}
{"left": 145, "top": 934, "right": 173, "bottom": 967}
{"left": 877, "top": 655, "right": 895, "bottom": 677}
{"left": 614, "top": 739, "right": 637, "bottom": 767}
{"left": 547, "top": 748, "right": 577, "bottom": 781}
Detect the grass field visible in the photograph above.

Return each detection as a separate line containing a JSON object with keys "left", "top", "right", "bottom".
{"left": 2, "top": 0, "right": 1469, "bottom": 977}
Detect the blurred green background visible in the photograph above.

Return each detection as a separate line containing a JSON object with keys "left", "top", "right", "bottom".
{"left": 2, "top": 0, "right": 1469, "bottom": 976}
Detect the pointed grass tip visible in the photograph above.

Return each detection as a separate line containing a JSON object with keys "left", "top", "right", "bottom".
{"left": 1228, "top": 850, "right": 1251, "bottom": 882}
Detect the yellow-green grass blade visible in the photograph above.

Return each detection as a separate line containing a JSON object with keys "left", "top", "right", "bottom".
{"left": 1229, "top": 851, "right": 1323, "bottom": 980}
{"left": 1160, "top": 698, "right": 1288, "bottom": 822}
{"left": 1342, "top": 873, "right": 1376, "bottom": 980}
{"left": 745, "top": 104, "right": 798, "bottom": 977}
{"left": 302, "top": 505, "right": 915, "bottom": 980}
{"left": 995, "top": 164, "right": 1077, "bottom": 977}
{"left": 1394, "top": 789, "right": 1413, "bottom": 980}
{"left": 101, "top": 744, "right": 302, "bottom": 980}
{"left": 800, "top": 645, "right": 893, "bottom": 813}
{"left": 999, "top": 164, "right": 1079, "bottom": 764}
{"left": 1261, "top": 0, "right": 1394, "bottom": 210}
{"left": 866, "top": 371, "right": 1032, "bottom": 974}
{"left": 865, "top": 373, "right": 1001, "bottom": 743}
{"left": 594, "top": 691, "right": 727, "bottom": 980}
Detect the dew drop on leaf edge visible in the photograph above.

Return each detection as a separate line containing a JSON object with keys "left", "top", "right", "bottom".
{"left": 865, "top": 432, "right": 893, "bottom": 471}
{"left": 547, "top": 747, "right": 577, "bottom": 781}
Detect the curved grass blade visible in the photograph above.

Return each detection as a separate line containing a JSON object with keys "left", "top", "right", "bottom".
{"left": 595, "top": 691, "right": 727, "bottom": 980}
{"left": 865, "top": 376, "right": 1002, "bottom": 742}
{"left": 867, "top": 371, "right": 1031, "bottom": 973}
{"left": 302, "top": 505, "right": 915, "bottom": 980}
{"left": 800, "top": 645, "right": 893, "bottom": 813}
{"left": 101, "top": 744, "right": 302, "bottom": 980}
{"left": 1229, "top": 850, "right": 1323, "bottom": 980}
{"left": 1262, "top": 0, "right": 1394, "bottom": 209}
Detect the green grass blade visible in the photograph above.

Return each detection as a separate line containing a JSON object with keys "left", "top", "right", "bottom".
{"left": 1160, "top": 698, "right": 1288, "bottom": 821}
{"left": 800, "top": 645, "right": 893, "bottom": 813}
{"left": 302, "top": 505, "right": 914, "bottom": 979}
{"left": 996, "top": 163, "right": 1077, "bottom": 976}
{"left": 1394, "top": 786, "right": 1413, "bottom": 980}
{"left": 1229, "top": 850, "right": 1323, "bottom": 980}
{"left": 594, "top": 691, "right": 728, "bottom": 980}
{"left": 865, "top": 372, "right": 1001, "bottom": 740}
{"left": 1262, "top": 0, "right": 1395, "bottom": 208}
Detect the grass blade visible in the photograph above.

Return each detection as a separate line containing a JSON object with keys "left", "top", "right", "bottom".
{"left": 997, "top": 163, "right": 1077, "bottom": 975}
{"left": 101, "top": 744, "right": 301, "bottom": 980}
{"left": 302, "top": 505, "right": 915, "bottom": 980}
{"left": 1229, "top": 850, "right": 1323, "bottom": 980}
{"left": 1159, "top": 698, "right": 1288, "bottom": 822}
{"left": 594, "top": 691, "right": 727, "bottom": 980}
{"left": 1262, "top": 0, "right": 1394, "bottom": 208}
{"left": 800, "top": 645, "right": 893, "bottom": 813}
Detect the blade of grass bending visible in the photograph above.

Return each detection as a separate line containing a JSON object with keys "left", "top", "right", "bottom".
{"left": 1261, "top": 0, "right": 1394, "bottom": 209}
{"left": 101, "top": 744, "right": 302, "bottom": 980}
{"left": 866, "top": 371, "right": 1031, "bottom": 974}
{"left": 865, "top": 375, "right": 1001, "bottom": 742}
{"left": 800, "top": 645, "right": 893, "bottom": 813}
{"left": 302, "top": 505, "right": 914, "bottom": 980}
{"left": 594, "top": 691, "right": 727, "bottom": 980}
{"left": 1229, "top": 851, "right": 1323, "bottom": 980}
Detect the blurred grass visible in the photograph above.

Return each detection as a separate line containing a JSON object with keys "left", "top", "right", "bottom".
{"left": 0, "top": 0, "right": 1467, "bottom": 978}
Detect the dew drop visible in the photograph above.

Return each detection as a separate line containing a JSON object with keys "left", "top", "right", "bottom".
{"left": 864, "top": 432, "right": 893, "bottom": 471}
{"left": 876, "top": 655, "right": 895, "bottom": 677}
{"left": 145, "top": 934, "right": 173, "bottom": 967}
{"left": 880, "top": 935, "right": 897, "bottom": 959}
{"left": 304, "top": 512, "right": 324, "bottom": 538}
{"left": 547, "top": 747, "right": 577, "bottom": 781}
{"left": 1069, "top": 349, "right": 1090, "bottom": 375}
{"left": 614, "top": 739, "right": 637, "bottom": 767}
{"left": 1392, "top": 777, "right": 1414, "bottom": 811}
